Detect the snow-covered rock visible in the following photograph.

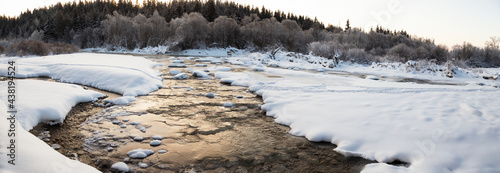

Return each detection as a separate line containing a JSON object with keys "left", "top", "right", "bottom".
{"left": 113, "top": 96, "right": 136, "bottom": 105}
{"left": 127, "top": 149, "right": 154, "bottom": 159}
{"left": 192, "top": 70, "right": 209, "bottom": 78}
{"left": 172, "top": 73, "right": 188, "bottom": 80}
{"left": 111, "top": 162, "right": 130, "bottom": 172}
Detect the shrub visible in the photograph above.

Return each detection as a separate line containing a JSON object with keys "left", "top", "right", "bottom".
{"left": 6, "top": 39, "right": 50, "bottom": 56}
{"left": 0, "top": 45, "right": 4, "bottom": 54}
{"left": 49, "top": 42, "right": 79, "bottom": 54}
{"left": 345, "top": 48, "right": 373, "bottom": 64}
{"left": 387, "top": 43, "right": 416, "bottom": 62}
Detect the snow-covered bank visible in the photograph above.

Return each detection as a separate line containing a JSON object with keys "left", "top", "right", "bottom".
{"left": 0, "top": 80, "right": 104, "bottom": 131}
{"left": 82, "top": 47, "right": 246, "bottom": 57}
{"left": 215, "top": 67, "right": 500, "bottom": 172}
{"left": 0, "top": 53, "right": 163, "bottom": 96}
{"left": 0, "top": 100, "right": 100, "bottom": 173}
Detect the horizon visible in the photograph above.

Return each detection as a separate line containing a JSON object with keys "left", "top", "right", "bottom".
{"left": 1, "top": 0, "right": 499, "bottom": 48}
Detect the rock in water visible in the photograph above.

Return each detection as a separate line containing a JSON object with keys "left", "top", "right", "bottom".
{"left": 111, "top": 162, "right": 130, "bottom": 172}
{"left": 205, "top": 92, "right": 215, "bottom": 98}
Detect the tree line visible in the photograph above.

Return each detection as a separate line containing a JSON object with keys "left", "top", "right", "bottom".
{"left": 0, "top": 0, "right": 498, "bottom": 67}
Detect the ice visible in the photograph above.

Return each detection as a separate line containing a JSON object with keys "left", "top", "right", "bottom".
{"left": 207, "top": 66, "right": 232, "bottom": 71}
{"left": 194, "top": 64, "right": 208, "bottom": 67}
{"left": 365, "top": 75, "right": 379, "bottom": 80}
{"left": 172, "top": 60, "right": 184, "bottom": 63}
{"left": 172, "top": 73, "right": 188, "bottom": 80}
{"left": 169, "top": 70, "right": 180, "bottom": 75}
{"left": 127, "top": 148, "right": 154, "bottom": 159}
{"left": 150, "top": 140, "right": 162, "bottom": 146}
{"left": 113, "top": 96, "right": 136, "bottom": 105}
{"left": 111, "top": 162, "right": 130, "bottom": 172}
{"left": 167, "top": 64, "right": 187, "bottom": 68}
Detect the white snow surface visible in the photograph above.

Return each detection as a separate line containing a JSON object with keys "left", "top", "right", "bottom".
{"left": 215, "top": 65, "right": 500, "bottom": 172}
{"left": 0, "top": 101, "right": 100, "bottom": 173}
{"left": 0, "top": 53, "right": 163, "bottom": 96}
{"left": 0, "top": 80, "right": 104, "bottom": 130}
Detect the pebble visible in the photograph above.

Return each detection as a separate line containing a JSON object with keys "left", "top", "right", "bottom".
{"left": 139, "top": 162, "right": 148, "bottom": 168}
{"left": 129, "top": 121, "right": 139, "bottom": 125}
{"left": 224, "top": 102, "right": 233, "bottom": 107}
{"left": 150, "top": 140, "right": 162, "bottom": 146}
{"left": 205, "top": 92, "right": 215, "bottom": 98}
{"left": 133, "top": 136, "right": 144, "bottom": 141}
{"left": 107, "top": 147, "right": 114, "bottom": 152}
{"left": 112, "top": 120, "right": 120, "bottom": 124}
{"left": 122, "top": 119, "right": 129, "bottom": 122}
{"left": 235, "top": 95, "right": 244, "bottom": 98}
{"left": 158, "top": 150, "right": 167, "bottom": 154}
{"left": 152, "top": 135, "right": 163, "bottom": 140}
{"left": 52, "top": 144, "right": 61, "bottom": 150}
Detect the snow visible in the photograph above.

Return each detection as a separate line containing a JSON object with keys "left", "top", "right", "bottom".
{"left": 172, "top": 73, "right": 188, "bottom": 80}
{"left": 216, "top": 65, "right": 500, "bottom": 172}
{"left": 138, "top": 162, "right": 148, "bottom": 168}
{"left": 174, "top": 47, "right": 245, "bottom": 57}
{"left": 207, "top": 66, "right": 232, "bottom": 71}
{"left": 113, "top": 96, "right": 136, "bottom": 105}
{"left": 111, "top": 162, "right": 130, "bottom": 172}
{"left": 192, "top": 70, "right": 210, "bottom": 78}
{"left": 127, "top": 148, "right": 154, "bottom": 159}
{"left": 0, "top": 53, "right": 163, "bottom": 97}
{"left": 0, "top": 80, "right": 104, "bottom": 131}
{"left": 0, "top": 101, "right": 100, "bottom": 173}
{"left": 169, "top": 70, "right": 180, "bottom": 75}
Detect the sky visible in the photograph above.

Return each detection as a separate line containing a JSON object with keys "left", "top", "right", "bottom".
{"left": 1, "top": 0, "right": 499, "bottom": 48}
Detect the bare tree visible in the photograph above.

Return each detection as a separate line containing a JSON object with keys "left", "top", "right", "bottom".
{"left": 485, "top": 36, "right": 500, "bottom": 49}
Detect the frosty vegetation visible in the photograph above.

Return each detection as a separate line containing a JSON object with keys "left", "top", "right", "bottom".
{"left": 0, "top": 0, "right": 499, "bottom": 67}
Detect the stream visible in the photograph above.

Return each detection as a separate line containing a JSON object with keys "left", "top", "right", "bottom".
{"left": 29, "top": 54, "right": 376, "bottom": 173}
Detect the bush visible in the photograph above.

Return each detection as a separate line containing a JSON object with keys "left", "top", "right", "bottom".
{"left": 6, "top": 39, "right": 50, "bottom": 56}
{"left": 0, "top": 45, "right": 4, "bottom": 54}
{"left": 49, "top": 42, "right": 79, "bottom": 54}
{"left": 387, "top": 43, "right": 416, "bottom": 62}
{"left": 345, "top": 48, "right": 373, "bottom": 64}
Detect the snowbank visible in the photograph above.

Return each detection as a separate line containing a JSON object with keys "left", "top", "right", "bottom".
{"left": 216, "top": 69, "right": 500, "bottom": 173}
{"left": 0, "top": 100, "right": 100, "bottom": 173}
{"left": 1, "top": 53, "right": 163, "bottom": 96}
{"left": 0, "top": 80, "right": 104, "bottom": 131}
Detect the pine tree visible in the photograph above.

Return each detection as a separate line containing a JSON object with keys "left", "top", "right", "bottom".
{"left": 205, "top": 0, "right": 217, "bottom": 22}
{"left": 345, "top": 19, "right": 351, "bottom": 31}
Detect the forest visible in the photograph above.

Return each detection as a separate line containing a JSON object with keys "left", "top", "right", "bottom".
{"left": 0, "top": 0, "right": 499, "bottom": 67}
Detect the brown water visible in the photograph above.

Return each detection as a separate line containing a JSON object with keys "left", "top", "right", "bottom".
{"left": 30, "top": 55, "right": 374, "bottom": 173}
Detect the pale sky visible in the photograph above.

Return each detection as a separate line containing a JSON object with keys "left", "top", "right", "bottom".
{"left": 1, "top": 0, "right": 499, "bottom": 48}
